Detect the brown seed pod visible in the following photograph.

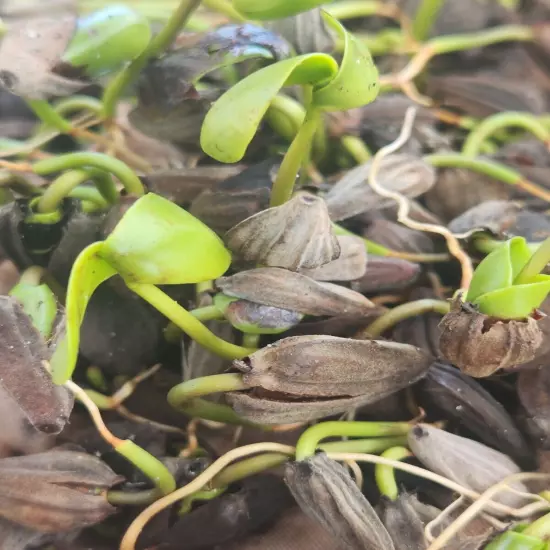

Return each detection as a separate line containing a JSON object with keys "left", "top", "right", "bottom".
{"left": 285, "top": 454, "right": 395, "bottom": 550}
{"left": 408, "top": 424, "right": 527, "bottom": 508}
{"left": 364, "top": 219, "right": 435, "bottom": 255}
{"left": 438, "top": 298, "right": 543, "bottom": 377}
{"left": 325, "top": 154, "right": 435, "bottom": 222}
{"left": 351, "top": 256, "right": 420, "bottom": 294}
{"left": 226, "top": 335, "right": 432, "bottom": 423}
{"left": 299, "top": 236, "right": 367, "bottom": 282}
{"left": 225, "top": 193, "right": 340, "bottom": 271}
{"left": 216, "top": 267, "right": 374, "bottom": 317}
{"left": 0, "top": 449, "right": 122, "bottom": 534}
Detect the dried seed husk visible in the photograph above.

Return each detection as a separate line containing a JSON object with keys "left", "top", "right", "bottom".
{"left": 438, "top": 298, "right": 543, "bottom": 377}
{"left": 378, "top": 492, "right": 440, "bottom": 550}
{"left": 325, "top": 154, "right": 435, "bottom": 222}
{"left": 265, "top": 8, "right": 335, "bottom": 54}
{"left": 408, "top": 424, "right": 527, "bottom": 508}
{"left": 0, "top": 14, "right": 85, "bottom": 99}
{"left": 364, "top": 219, "right": 435, "bottom": 255}
{"left": 145, "top": 165, "right": 244, "bottom": 206}
{"left": 189, "top": 159, "right": 276, "bottom": 235}
{"left": 225, "top": 193, "right": 340, "bottom": 271}
{"left": 0, "top": 296, "right": 72, "bottom": 434}
{"left": 0, "top": 450, "right": 121, "bottom": 534}
{"left": 448, "top": 200, "right": 522, "bottom": 239}
{"left": 418, "top": 362, "right": 534, "bottom": 468}
{"left": 215, "top": 293, "right": 303, "bottom": 334}
{"left": 425, "top": 167, "right": 511, "bottom": 222}
{"left": 518, "top": 367, "right": 550, "bottom": 450}
{"left": 299, "top": 235, "right": 367, "bottom": 281}
{"left": 216, "top": 267, "right": 374, "bottom": 317}
{"left": 227, "top": 335, "right": 432, "bottom": 423}
{"left": 351, "top": 256, "right": 420, "bottom": 294}
{"left": 285, "top": 454, "right": 395, "bottom": 550}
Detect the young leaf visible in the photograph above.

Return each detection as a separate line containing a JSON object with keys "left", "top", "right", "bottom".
{"left": 101, "top": 193, "right": 231, "bottom": 284}
{"left": 311, "top": 12, "right": 379, "bottom": 111}
{"left": 9, "top": 282, "right": 57, "bottom": 339}
{"left": 474, "top": 277, "right": 550, "bottom": 319}
{"left": 50, "top": 242, "right": 116, "bottom": 385}
{"left": 200, "top": 53, "right": 338, "bottom": 162}
{"left": 62, "top": 6, "right": 151, "bottom": 78}
{"left": 233, "top": 0, "right": 326, "bottom": 20}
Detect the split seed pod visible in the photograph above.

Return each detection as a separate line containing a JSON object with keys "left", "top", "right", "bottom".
{"left": 439, "top": 297, "right": 543, "bottom": 377}
{"left": 408, "top": 424, "right": 527, "bottom": 508}
{"left": 216, "top": 267, "right": 374, "bottom": 317}
{"left": 0, "top": 296, "right": 72, "bottom": 434}
{"left": 0, "top": 449, "right": 122, "bottom": 534}
{"left": 227, "top": 335, "right": 432, "bottom": 423}
{"left": 225, "top": 193, "right": 340, "bottom": 271}
{"left": 299, "top": 235, "right": 367, "bottom": 281}
{"left": 285, "top": 454, "right": 395, "bottom": 550}
{"left": 325, "top": 154, "right": 435, "bottom": 222}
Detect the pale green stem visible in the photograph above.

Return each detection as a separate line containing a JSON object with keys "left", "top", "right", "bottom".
{"left": 26, "top": 99, "right": 72, "bottom": 133}
{"left": 374, "top": 446, "right": 411, "bottom": 500}
{"left": 412, "top": 0, "right": 445, "bottom": 41}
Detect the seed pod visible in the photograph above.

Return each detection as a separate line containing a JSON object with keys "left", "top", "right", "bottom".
{"left": 351, "top": 256, "right": 420, "bottom": 294}
{"left": 0, "top": 449, "right": 122, "bottom": 533}
{"left": 299, "top": 236, "right": 367, "bottom": 281}
{"left": 189, "top": 159, "right": 276, "bottom": 234}
{"left": 419, "top": 362, "right": 533, "bottom": 468}
{"left": 364, "top": 219, "right": 435, "bottom": 255}
{"left": 0, "top": 296, "right": 72, "bottom": 434}
{"left": 227, "top": 335, "right": 432, "bottom": 423}
{"left": 447, "top": 200, "right": 521, "bottom": 239}
{"left": 225, "top": 193, "right": 340, "bottom": 271}
{"left": 285, "top": 454, "right": 395, "bottom": 550}
{"left": 378, "top": 492, "right": 440, "bottom": 550}
{"left": 216, "top": 267, "right": 374, "bottom": 317}
{"left": 438, "top": 297, "right": 543, "bottom": 377}
{"left": 265, "top": 8, "right": 335, "bottom": 54}
{"left": 214, "top": 293, "right": 303, "bottom": 334}
{"left": 325, "top": 154, "right": 435, "bottom": 222}
{"left": 408, "top": 424, "right": 527, "bottom": 507}
{"left": 518, "top": 367, "right": 550, "bottom": 449}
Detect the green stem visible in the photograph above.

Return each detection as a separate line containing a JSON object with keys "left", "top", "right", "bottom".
{"left": 524, "top": 512, "right": 550, "bottom": 540}
{"left": 69, "top": 187, "right": 110, "bottom": 211}
{"left": 32, "top": 152, "right": 145, "bottom": 197}
{"left": 363, "top": 299, "right": 450, "bottom": 338}
{"left": 319, "top": 436, "right": 408, "bottom": 454}
{"left": 412, "top": 0, "right": 445, "bottom": 41}
{"left": 26, "top": 99, "right": 72, "bottom": 133}
{"left": 107, "top": 488, "right": 161, "bottom": 506}
{"left": 269, "top": 104, "right": 321, "bottom": 207}
{"left": 37, "top": 169, "right": 118, "bottom": 213}
{"left": 190, "top": 304, "right": 225, "bottom": 322}
{"left": 424, "top": 153, "right": 550, "bottom": 203}
{"left": 211, "top": 452, "right": 291, "bottom": 488}
{"left": 167, "top": 373, "right": 262, "bottom": 426}
{"left": 242, "top": 333, "right": 260, "bottom": 349}
{"left": 34, "top": 95, "right": 103, "bottom": 134}
{"left": 340, "top": 135, "right": 372, "bottom": 164}
{"left": 18, "top": 266, "right": 45, "bottom": 286}
{"left": 102, "top": 0, "right": 201, "bottom": 118}
{"left": 127, "top": 283, "right": 254, "bottom": 359}
{"left": 374, "top": 446, "right": 411, "bottom": 500}
{"left": 202, "top": 0, "right": 246, "bottom": 21}
{"left": 463, "top": 112, "right": 550, "bottom": 157}
{"left": 115, "top": 439, "right": 176, "bottom": 495}
{"left": 179, "top": 488, "right": 226, "bottom": 515}
{"left": 515, "top": 237, "right": 550, "bottom": 284}
{"left": 295, "top": 421, "right": 411, "bottom": 461}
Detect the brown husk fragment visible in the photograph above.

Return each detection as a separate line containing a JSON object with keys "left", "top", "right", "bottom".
{"left": 518, "top": 367, "right": 550, "bottom": 449}
{"left": 225, "top": 193, "right": 340, "bottom": 271}
{"left": 285, "top": 454, "right": 395, "bottom": 550}
{"left": 438, "top": 298, "right": 543, "bottom": 377}
{"left": 216, "top": 267, "right": 374, "bottom": 317}
{"left": 351, "top": 256, "right": 420, "bottom": 293}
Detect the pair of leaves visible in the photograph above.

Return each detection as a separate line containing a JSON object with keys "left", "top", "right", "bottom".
{"left": 201, "top": 10, "right": 379, "bottom": 163}
{"left": 466, "top": 236, "right": 550, "bottom": 319}
{"left": 50, "top": 193, "right": 231, "bottom": 384}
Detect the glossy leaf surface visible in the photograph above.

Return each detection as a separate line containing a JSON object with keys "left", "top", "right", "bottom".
{"left": 102, "top": 193, "right": 231, "bottom": 284}
{"left": 9, "top": 282, "right": 57, "bottom": 339}
{"left": 484, "top": 530, "right": 546, "bottom": 550}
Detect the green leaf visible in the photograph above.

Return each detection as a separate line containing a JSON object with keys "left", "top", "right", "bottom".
{"left": 474, "top": 277, "right": 550, "bottom": 319}
{"left": 233, "top": 0, "right": 326, "bottom": 20}
{"left": 200, "top": 53, "right": 337, "bottom": 163}
{"left": 62, "top": 6, "right": 151, "bottom": 78}
{"left": 509, "top": 237, "right": 533, "bottom": 280}
{"left": 9, "top": 282, "right": 57, "bottom": 339}
{"left": 312, "top": 12, "right": 379, "bottom": 111}
{"left": 101, "top": 193, "right": 231, "bottom": 284}
{"left": 466, "top": 238, "right": 515, "bottom": 303}
{"left": 50, "top": 242, "right": 116, "bottom": 384}
{"left": 483, "top": 530, "right": 546, "bottom": 550}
